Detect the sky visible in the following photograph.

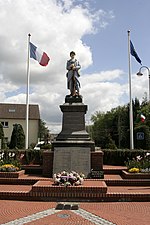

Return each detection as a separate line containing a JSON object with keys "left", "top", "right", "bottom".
{"left": 0, "top": 0, "right": 150, "bottom": 133}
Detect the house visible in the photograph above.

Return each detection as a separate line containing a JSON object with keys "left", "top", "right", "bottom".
{"left": 0, "top": 103, "right": 40, "bottom": 147}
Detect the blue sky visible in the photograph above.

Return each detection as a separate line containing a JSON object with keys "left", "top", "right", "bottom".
{"left": 83, "top": 0, "right": 149, "bottom": 73}
{"left": 0, "top": 0, "right": 150, "bottom": 133}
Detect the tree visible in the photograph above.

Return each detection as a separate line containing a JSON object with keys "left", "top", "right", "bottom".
{"left": 91, "top": 112, "right": 108, "bottom": 147}
{"left": 90, "top": 98, "right": 150, "bottom": 149}
{"left": 134, "top": 101, "right": 150, "bottom": 149}
{"left": 134, "top": 125, "right": 150, "bottom": 149}
{"left": 38, "top": 119, "right": 50, "bottom": 142}
{"left": 9, "top": 124, "right": 25, "bottom": 149}
{"left": 0, "top": 123, "right": 4, "bottom": 149}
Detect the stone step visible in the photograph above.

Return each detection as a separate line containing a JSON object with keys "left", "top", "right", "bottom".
{"left": 103, "top": 165, "right": 127, "bottom": 174}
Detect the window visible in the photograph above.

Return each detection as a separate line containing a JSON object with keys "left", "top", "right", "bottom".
{"left": 1, "top": 121, "right": 9, "bottom": 128}
{"left": 9, "top": 109, "right": 15, "bottom": 113}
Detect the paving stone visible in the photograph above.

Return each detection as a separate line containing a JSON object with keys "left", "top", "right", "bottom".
{"left": 71, "top": 204, "right": 79, "bottom": 210}
{"left": 63, "top": 204, "right": 71, "bottom": 210}
{"left": 55, "top": 203, "right": 64, "bottom": 210}
{"left": 74, "top": 208, "right": 116, "bottom": 225}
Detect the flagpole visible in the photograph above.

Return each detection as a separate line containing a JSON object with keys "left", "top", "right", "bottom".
{"left": 25, "top": 33, "right": 31, "bottom": 149}
{"left": 127, "top": 30, "right": 134, "bottom": 149}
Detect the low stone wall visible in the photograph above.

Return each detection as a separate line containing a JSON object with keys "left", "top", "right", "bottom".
{"left": 91, "top": 151, "right": 103, "bottom": 171}
{"left": 0, "top": 170, "right": 25, "bottom": 178}
{"left": 122, "top": 170, "right": 150, "bottom": 179}
{"left": 42, "top": 151, "right": 54, "bottom": 177}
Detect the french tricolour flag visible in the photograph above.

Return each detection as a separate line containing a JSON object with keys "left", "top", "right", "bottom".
{"left": 29, "top": 42, "right": 50, "bottom": 66}
{"left": 140, "top": 114, "right": 146, "bottom": 122}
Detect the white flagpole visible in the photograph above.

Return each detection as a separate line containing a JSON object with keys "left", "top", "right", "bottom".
{"left": 127, "top": 30, "right": 134, "bottom": 149}
{"left": 25, "top": 33, "right": 31, "bottom": 149}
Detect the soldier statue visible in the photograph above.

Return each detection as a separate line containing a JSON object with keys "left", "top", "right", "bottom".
{"left": 66, "top": 51, "right": 81, "bottom": 97}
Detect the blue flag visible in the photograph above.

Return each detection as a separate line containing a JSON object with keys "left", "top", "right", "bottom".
{"left": 130, "top": 41, "right": 142, "bottom": 65}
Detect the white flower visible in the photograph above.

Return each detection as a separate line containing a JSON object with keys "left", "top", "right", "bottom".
{"left": 0, "top": 152, "right": 4, "bottom": 160}
{"left": 136, "top": 155, "right": 142, "bottom": 161}
{"left": 9, "top": 152, "right": 15, "bottom": 157}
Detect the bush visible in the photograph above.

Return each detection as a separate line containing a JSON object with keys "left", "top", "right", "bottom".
{"left": 23, "top": 150, "right": 43, "bottom": 165}
{"left": 0, "top": 149, "right": 43, "bottom": 165}
{"left": 41, "top": 144, "right": 51, "bottom": 149}
{"left": 9, "top": 124, "right": 25, "bottom": 149}
{"left": 102, "top": 149, "right": 150, "bottom": 166}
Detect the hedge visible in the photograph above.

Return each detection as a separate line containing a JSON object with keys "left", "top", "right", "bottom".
{"left": 0, "top": 149, "right": 44, "bottom": 165}
{"left": 102, "top": 149, "right": 150, "bottom": 166}
{"left": 0, "top": 149, "right": 150, "bottom": 167}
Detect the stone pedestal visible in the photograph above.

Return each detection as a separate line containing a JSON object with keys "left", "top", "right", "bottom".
{"left": 52, "top": 95, "right": 95, "bottom": 151}
{"left": 52, "top": 95, "right": 95, "bottom": 177}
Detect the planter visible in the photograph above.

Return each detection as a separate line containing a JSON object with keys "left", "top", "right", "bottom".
{"left": 122, "top": 170, "right": 150, "bottom": 179}
{"left": 0, "top": 170, "right": 25, "bottom": 178}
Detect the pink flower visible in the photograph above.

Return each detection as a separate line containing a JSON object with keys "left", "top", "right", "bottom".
{"left": 20, "top": 153, "right": 24, "bottom": 159}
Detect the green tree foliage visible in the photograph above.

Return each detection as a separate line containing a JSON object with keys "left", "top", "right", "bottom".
{"left": 91, "top": 98, "right": 150, "bottom": 149}
{"left": 134, "top": 125, "right": 150, "bottom": 149}
{"left": 0, "top": 123, "right": 4, "bottom": 148}
{"left": 39, "top": 119, "right": 49, "bottom": 141}
{"left": 9, "top": 124, "right": 25, "bottom": 149}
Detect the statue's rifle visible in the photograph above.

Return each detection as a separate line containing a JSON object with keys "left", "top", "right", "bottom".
{"left": 72, "top": 64, "right": 76, "bottom": 96}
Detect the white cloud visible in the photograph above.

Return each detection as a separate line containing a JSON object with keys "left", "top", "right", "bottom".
{"left": 130, "top": 71, "right": 150, "bottom": 101}
{"left": 82, "top": 69, "right": 124, "bottom": 83}
{"left": 81, "top": 70, "right": 126, "bottom": 121}
{"left": 0, "top": 0, "right": 130, "bottom": 133}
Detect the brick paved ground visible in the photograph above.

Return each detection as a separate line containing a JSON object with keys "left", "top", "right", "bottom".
{"left": 81, "top": 202, "right": 150, "bottom": 225}
{"left": 26, "top": 210, "right": 95, "bottom": 225}
{"left": 0, "top": 200, "right": 150, "bottom": 225}
{"left": 0, "top": 165, "right": 149, "bottom": 224}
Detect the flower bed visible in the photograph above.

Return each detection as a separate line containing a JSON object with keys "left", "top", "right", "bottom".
{"left": 0, "top": 164, "right": 20, "bottom": 172}
{"left": 124, "top": 152, "right": 150, "bottom": 178}
{"left": 0, "top": 159, "right": 23, "bottom": 178}
{"left": 53, "top": 171, "right": 85, "bottom": 186}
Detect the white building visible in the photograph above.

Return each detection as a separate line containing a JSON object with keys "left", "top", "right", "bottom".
{"left": 0, "top": 103, "right": 40, "bottom": 147}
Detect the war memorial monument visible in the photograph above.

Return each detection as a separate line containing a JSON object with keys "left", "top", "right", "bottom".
{"left": 52, "top": 51, "right": 103, "bottom": 177}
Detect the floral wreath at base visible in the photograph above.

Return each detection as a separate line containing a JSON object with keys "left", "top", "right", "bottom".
{"left": 53, "top": 171, "right": 85, "bottom": 186}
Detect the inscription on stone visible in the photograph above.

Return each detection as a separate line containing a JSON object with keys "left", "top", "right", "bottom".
{"left": 90, "top": 170, "right": 104, "bottom": 179}
{"left": 53, "top": 147, "right": 91, "bottom": 177}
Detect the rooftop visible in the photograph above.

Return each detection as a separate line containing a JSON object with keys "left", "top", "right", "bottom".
{"left": 0, "top": 103, "right": 40, "bottom": 120}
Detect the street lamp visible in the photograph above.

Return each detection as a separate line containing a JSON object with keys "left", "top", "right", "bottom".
{"left": 136, "top": 66, "right": 150, "bottom": 102}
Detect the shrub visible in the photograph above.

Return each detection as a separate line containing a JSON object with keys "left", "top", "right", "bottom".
{"left": 102, "top": 149, "right": 149, "bottom": 166}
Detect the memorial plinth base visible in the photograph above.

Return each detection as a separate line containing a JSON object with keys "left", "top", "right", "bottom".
{"left": 42, "top": 150, "right": 103, "bottom": 177}
{"left": 52, "top": 96, "right": 95, "bottom": 177}
{"left": 53, "top": 147, "right": 91, "bottom": 177}
{"left": 52, "top": 140, "right": 94, "bottom": 151}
